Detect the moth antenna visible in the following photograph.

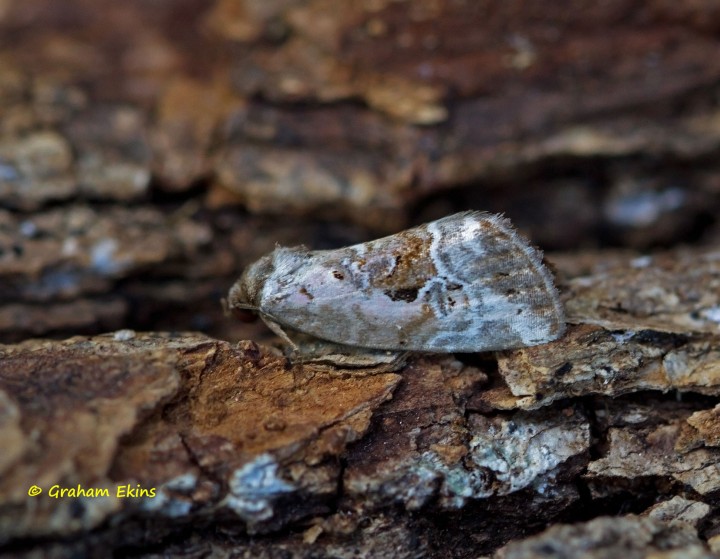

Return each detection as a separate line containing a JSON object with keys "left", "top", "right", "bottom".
{"left": 229, "top": 301, "right": 261, "bottom": 312}
{"left": 220, "top": 297, "right": 230, "bottom": 317}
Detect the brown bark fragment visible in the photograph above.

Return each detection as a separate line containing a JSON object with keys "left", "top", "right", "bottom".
{"left": 2, "top": 249, "right": 720, "bottom": 553}
{"left": 3, "top": 0, "right": 720, "bottom": 556}
{"left": 471, "top": 248, "right": 720, "bottom": 411}
{"left": 584, "top": 398, "right": 720, "bottom": 497}
{"left": 344, "top": 357, "right": 489, "bottom": 509}
{"left": 564, "top": 250, "right": 720, "bottom": 335}
{"left": 0, "top": 332, "right": 183, "bottom": 540}
{"left": 494, "top": 515, "right": 712, "bottom": 559}
{"left": 3, "top": 1, "right": 720, "bottom": 232}
{"left": 678, "top": 404, "right": 720, "bottom": 450}
{"left": 644, "top": 496, "right": 711, "bottom": 529}
{"left": 3, "top": 230, "right": 720, "bottom": 555}
{"left": 0, "top": 332, "right": 400, "bottom": 544}
{"left": 0, "top": 205, "right": 216, "bottom": 341}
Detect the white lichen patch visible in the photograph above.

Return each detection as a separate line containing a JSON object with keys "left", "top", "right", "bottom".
{"left": 347, "top": 413, "right": 590, "bottom": 510}
{"left": 90, "top": 238, "right": 127, "bottom": 276}
{"left": 346, "top": 449, "right": 489, "bottom": 510}
{"left": 223, "top": 454, "right": 296, "bottom": 525}
{"left": 611, "top": 330, "right": 636, "bottom": 344}
{"left": 164, "top": 472, "right": 198, "bottom": 491}
{"left": 19, "top": 220, "right": 38, "bottom": 238}
{"left": 112, "top": 329, "right": 136, "bottom": 341}
{"left": 419, "top": 451, "right": 491, "bottom": 508}
{"left": 468, "top": 413, "right": 590, "bottom": 495}
{"left": 630, "top": 255, "right": 653, "bottom": 269}
{"left": 140, "top": 473, "right": 198, "bottom": 518}
{"left": 700, "top": 306, "right": 720, "bottom": 325}
{"left": 390, "top": 451, "right": 491, "bottom": 510}
{"left": 604, "top": 186, "right": 685, "bottom": 227}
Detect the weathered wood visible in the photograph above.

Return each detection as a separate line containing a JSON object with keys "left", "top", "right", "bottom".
{"left": 2, "top": 247, "right": 720, "bottom": 556}
{"left": 3, "top": 0, "right": 720, "bottom": 556}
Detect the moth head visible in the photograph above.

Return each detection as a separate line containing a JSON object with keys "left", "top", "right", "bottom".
{"left": 227, "top": 253, "right": 275, "bottom": 321}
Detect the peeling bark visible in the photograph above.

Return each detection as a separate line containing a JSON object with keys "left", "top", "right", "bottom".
{"left": 3, "top": 0, "right": 720, "bottom": 557}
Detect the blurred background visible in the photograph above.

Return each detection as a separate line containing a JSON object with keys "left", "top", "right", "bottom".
{"left": 1, "top": 0, "right": 720, "bottom": 344}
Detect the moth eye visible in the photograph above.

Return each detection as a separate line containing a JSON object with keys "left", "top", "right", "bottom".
{"left": 332, "top": 271, "right": 345, "bottom": 280}
{"left": 231, "top": 308, "right": 259, "bottom": 323}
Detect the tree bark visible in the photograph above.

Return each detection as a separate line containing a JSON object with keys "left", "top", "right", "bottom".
{"left": 2, "top": 1, "right": 720, "bottom": 557}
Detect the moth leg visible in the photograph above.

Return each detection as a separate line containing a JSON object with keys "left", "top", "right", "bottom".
{"left": 289, "top": 331, "right": 409, "bottom": 371}
{"left": 259, "top": 315, "right": 300, "bottom": 353}
{"left": 257, "top": 318, "right": 406, "bottom": 371}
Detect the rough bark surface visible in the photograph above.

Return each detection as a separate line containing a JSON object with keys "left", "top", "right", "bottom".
{"left": 2, "top": 0, "right": 720, "bottom": 557}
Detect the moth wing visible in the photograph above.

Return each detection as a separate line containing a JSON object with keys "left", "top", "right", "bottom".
{"left": 263, "top": 212, "right": 564, "bottom": 352}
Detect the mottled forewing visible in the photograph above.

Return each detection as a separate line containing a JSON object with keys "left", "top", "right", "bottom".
{"left": 263, "top": 212, "right": 565, "bottom": 352}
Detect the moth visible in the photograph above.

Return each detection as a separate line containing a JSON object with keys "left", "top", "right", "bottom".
{"left": 228, "top": 211, "right": 565, "bottom": 365}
